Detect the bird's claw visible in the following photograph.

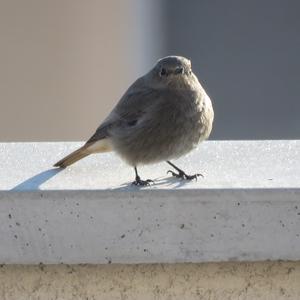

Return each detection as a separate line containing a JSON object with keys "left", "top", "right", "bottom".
{"left": 132, "top": 177, "right": 154, "bottom": 186}
{"left": 167, "top": 170, "right": 203, "bottom": 181}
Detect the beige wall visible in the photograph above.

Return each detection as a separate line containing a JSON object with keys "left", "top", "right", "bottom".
{"left": 0, "top": 262, "right": 299, "bottom": 300}
{"left": 0, "top": 0, "right": 161, "bottom": 141}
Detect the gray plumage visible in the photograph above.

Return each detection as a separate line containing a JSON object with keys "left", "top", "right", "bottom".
{"left": 54, "top": 56, "right": 214, "bottom": 184}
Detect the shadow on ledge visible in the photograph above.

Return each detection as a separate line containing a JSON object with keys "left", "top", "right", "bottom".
{"left": 11, "top": 169, "right": 200, "bottom": 191}
{"left": 11, "top": 168, "right": 63, "bottom": 191}
{"left": 111, "top": 175, "right": 200, "bottom": 190}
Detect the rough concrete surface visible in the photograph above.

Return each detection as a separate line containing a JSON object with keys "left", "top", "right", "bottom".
{"left": 1, "top": 189, "right": 300, "bottom": 264}
{"left": 0, "top": 141, "right": 300, "bottom": 264}
{"left": 1, "top": 140, "right": 300, "bottom": 190}
{"left": 0, "top": 262, "right": 300, "bottom": 300}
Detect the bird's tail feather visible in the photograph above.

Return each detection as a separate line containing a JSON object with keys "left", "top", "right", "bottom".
{"left": 54, "top": 145, "right": 91, "bottom": 168}
{"left": 54, "top": 139, "right": 113, "bottom": 168}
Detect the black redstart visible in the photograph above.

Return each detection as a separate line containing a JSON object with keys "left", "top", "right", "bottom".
{"left": 54, "top": 56, "right": 214, "bottom": 185}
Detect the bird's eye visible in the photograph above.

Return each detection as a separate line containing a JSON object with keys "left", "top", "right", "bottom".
{"left": 127, "top": 120, "right": 137, "bottom": 126}
{"left": 160, "top": 68, "right": 167, "bottom": 77}
{"left": 175, "top": 67, "right": 184, "bottom": 75}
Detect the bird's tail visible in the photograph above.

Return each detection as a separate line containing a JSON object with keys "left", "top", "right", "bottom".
{"left": 54, "top": 145, "right": 91, "bottom": 168}
{"left": 53, "top": 139, "right": 113, "bottom": 168}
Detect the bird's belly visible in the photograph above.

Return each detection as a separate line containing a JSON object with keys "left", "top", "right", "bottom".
{"left": 112, "top": 96, "right": 213, "bottom": 166}
{"left": 114, "top": 114, "right": 207, "bottom": 166}
{"left": 158, "top": 117, "right": 205, "bottom": 160}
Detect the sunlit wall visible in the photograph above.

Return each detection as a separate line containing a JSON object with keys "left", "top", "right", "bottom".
{"left": 0, "top": 0, "right": 163, "bottom": 141}
{"left": 1, "top": 1, "right": 299, "bottom": 141}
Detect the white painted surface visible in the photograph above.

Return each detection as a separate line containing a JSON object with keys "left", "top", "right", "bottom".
{"left": 0, "top": 141, "right": 299, "bottom": 264}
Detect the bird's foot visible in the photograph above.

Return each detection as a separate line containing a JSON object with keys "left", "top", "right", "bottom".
{"left": 132, "top": 176, "right": 154, "bottom": 186}
{"left": 167, "top": 170, "right": 203, "bottom": 181}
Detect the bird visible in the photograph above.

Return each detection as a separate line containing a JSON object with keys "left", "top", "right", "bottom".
{"left": 54, "top": 55, "right": 214, "bottom": 186}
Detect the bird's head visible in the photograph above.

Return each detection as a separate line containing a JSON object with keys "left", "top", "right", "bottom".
{"left": 148, "top": 56, "right": 195, "bottom": 88}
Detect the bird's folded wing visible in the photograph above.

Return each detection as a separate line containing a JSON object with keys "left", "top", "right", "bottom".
{"left": 86, "top": 81, "right": 162, "bottom": 144}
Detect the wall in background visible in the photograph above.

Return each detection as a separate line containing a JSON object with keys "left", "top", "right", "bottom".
{"left": 0, "top": 0, "right": 162, "bottom": 141}
{"left": 1, "top": 1, "right": 299, "bottom": 141}
{"left": 162, "top": 0, "right": 300, "bottom": 139}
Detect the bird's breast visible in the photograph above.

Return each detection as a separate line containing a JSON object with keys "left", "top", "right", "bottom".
{"left": 111, "top": 87, "right": 214, "bottom": 166}
{"left": 151, "top": 89, "right": 213, "bottom": 160}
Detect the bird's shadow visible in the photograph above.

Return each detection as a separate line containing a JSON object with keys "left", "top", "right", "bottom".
{"left": 11, "top": 169, "right": 197, "bottom": 191}
{"left": 112, "top": 174, "right": 195, "bottom": 190}
{"left": 11, "top": 168, "right": 63, "bottom": 191}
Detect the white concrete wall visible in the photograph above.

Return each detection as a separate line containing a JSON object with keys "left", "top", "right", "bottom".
{"left": 1, "top": 140, "right": 300, "bottom": 299}
{"left": 1, "top": 141, "right": 299, "bottom": 264}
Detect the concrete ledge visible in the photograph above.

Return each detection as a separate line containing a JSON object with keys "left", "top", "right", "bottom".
{"left": 0, "top": 141, "right": 299, "bottom": 264}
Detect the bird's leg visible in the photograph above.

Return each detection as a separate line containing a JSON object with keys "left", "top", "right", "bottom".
{"left": 132, "top": 167, "right": 154, "bottom": 186}
{"left": 166, "top": 161, "right": 203, "bottom": 180}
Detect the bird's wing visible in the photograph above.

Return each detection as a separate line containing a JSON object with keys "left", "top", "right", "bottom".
{"left": 86, "top": 79, "right": 161, "bottom": 144}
